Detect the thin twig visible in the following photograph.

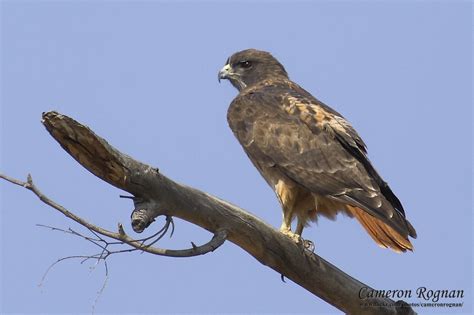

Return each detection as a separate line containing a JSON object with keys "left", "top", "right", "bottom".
{"left": 92, "top": 260, "right": 109, "bottom": 314}
{"left": 39, "top": 255, "right": 99, "bottom": 288}
{"left": 1, "top": 173, "right": 228, "bottom": 258}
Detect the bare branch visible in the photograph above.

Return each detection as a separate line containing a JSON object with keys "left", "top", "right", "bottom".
{"left": 33, "top": 210, "right": 225, "bottom": 313}
{"left": 39, "top": 254, "right": 101, "bottom": 288}
{"left": 0, "top": 111, "right": 417, "bottom": 315}
{"left": 37, "top": 246, "right": 109, "bottom": 314}
{"left": 2, "top": 173, "right": 227, "bottom": 258}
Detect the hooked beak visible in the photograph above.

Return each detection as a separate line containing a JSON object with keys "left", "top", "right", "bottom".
{"left": 218, "top": 64, "right": 232, "bottom": 83}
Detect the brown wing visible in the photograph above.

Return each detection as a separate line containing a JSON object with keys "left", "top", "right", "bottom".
{"left": 227, "top": 81, "right": 416, "bottom": 242}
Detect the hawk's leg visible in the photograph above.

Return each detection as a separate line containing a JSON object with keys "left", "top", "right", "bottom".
{"left": 275, "top": 179, "right": 301, "bottom": 243}
{"left": 279, "top": 211, "right": 300, "bottom": 243}
{"left": 295, "top": 218, "right": 305, "bottom": 236}
{"left": 280, "top": 213, "right": 314, "bottom": 251}
{"left": 296, "top": 215, "right": 315, "bottom": 252}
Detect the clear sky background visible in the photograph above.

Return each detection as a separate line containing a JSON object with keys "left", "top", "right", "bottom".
{"left": 1, "top": 1, "right": 472, "bottom": 314}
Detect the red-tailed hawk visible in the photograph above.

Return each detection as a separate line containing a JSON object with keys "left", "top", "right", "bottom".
{"left": 218, "top": 49, "right": 417, "bottom": 253}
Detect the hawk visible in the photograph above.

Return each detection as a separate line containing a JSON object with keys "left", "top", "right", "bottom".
{"left": 218, "top": 49, "right": 417, "bottom": 253}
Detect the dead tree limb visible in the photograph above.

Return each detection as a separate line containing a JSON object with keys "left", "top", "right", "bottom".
{"left": 1, "top": 111, "right": 417, "bottom": 315}
{"left": 0, "top": 173, "right": 227, "bottom": 258}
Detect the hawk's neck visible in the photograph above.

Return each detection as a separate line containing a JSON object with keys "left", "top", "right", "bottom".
{"left": 238, "top": 78, "right": 292, "bottom": 96}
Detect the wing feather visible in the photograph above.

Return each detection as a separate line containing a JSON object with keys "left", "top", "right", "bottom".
{"left": 228, "top": 82, "right": 416, "bottom": 239}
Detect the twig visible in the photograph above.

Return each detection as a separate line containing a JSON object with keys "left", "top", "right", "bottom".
{"left": 1, "top": 173, "right": 228, "bottom": 258}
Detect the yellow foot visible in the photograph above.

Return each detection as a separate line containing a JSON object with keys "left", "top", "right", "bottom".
{"left": 280, "top": 229, "right": 303, "bottom": 243}
{"left": 280, "top": 229, "right": 315, "bottom": 252}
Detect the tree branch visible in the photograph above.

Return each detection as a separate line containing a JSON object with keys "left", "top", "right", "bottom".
{"left": 0, "top": 173, "right": 227, "bottom": 258}
{"left": 1, "top": 111, "right": 417, "bottom": 315}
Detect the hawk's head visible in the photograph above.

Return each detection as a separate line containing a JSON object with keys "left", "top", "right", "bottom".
{"left": 218, "top": 49, "right": 288, "bottom": 91}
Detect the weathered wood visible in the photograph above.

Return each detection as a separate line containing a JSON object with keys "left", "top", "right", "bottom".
{"left": 40, "top": 111, "right": 416, "bottom": 315}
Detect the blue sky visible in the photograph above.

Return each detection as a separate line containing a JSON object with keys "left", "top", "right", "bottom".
{"left": 1, "top": 1, "right": 472, "bottom": 314}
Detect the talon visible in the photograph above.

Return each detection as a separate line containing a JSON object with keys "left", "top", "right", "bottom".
{"left": 303, "top": 239, "right": 315, "bottom": 252}
{"left": 280, "top": 229, "right": 316, "bottom": 252}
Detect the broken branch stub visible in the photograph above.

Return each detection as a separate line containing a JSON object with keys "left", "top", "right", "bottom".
{"left": 41, "top": 111, "right": 160, "bottom": 197}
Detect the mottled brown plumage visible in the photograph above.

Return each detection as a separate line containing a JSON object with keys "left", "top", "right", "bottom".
{"left": 218, "top": 49, "right": 416, "bottom": 252}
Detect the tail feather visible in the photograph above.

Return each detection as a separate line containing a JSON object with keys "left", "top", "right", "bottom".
{"left": 346, "top": 205, "right": 414, "bottom": 253}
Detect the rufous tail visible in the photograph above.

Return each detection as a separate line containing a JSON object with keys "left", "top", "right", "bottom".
{"left": 346, "top": 205, "right": 414, "bottom": 253}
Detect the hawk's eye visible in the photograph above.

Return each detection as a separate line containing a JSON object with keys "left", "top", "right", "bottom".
{"left": 239, "top": 60, "right": 252, "bottom": 69}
